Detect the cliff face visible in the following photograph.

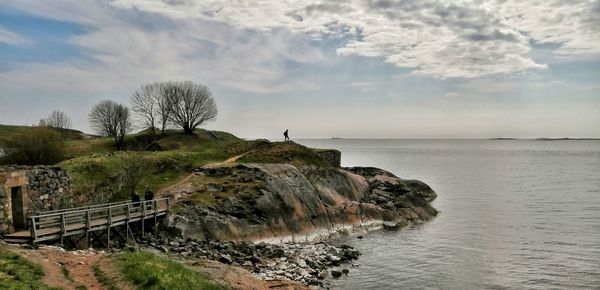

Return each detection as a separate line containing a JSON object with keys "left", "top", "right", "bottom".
{"left": 165, "top": 164, "right": 437, "bottom": 241}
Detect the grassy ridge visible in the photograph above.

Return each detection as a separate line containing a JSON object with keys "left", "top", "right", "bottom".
{"left": 0, "top": 125, "right": 30, "bottom": 145}
{"left": 0, "top": 124, "right": 85, "bottom": 145}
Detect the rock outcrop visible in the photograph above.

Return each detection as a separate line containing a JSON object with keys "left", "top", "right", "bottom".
{"left": 164, "top": 163, "right": 437, "bottom": 241}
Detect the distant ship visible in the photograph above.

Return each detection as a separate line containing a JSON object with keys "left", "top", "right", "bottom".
{"left": 331, "top": 133, "right": 344, "bottom": 140}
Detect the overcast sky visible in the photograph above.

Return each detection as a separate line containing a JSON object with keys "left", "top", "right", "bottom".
{"left": 1, "top": 0, "right": 599, "bottom": 138}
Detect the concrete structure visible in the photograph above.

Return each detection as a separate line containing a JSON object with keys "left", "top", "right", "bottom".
{"left": 0, "top": 166, "right": 72, "bottom": 235}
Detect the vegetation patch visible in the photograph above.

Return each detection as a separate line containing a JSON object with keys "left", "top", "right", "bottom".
{"left": 92, "top": 264, "right": 120, "bottom": 290}
{"left": 234, "top": 141, "right": 330, "bottom": 167}
{"left": 116, "top": 251, "right": 224, "bottom": 290}
{"left": 0, "top": 248, "right": 60, "bottom": 290}
{"left": 180, "top": 172, "right": 266, "bottom": 207}
{"left": 59, "top": 151, "right": 206, "bottom": 203}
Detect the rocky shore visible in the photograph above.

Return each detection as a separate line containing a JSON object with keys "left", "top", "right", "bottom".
{"left": 139, "top": 234, "right": 361, "bottom": 287}
{"left": 153, "top": 163, "right": 439, "bottom": 287}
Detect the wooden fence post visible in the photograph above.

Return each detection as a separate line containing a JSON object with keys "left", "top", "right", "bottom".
{"left": 29, "top": 218, "right": 37, "bottom": 244}
{"left": 60, "top": 213, "right": 65, "bottom": 245}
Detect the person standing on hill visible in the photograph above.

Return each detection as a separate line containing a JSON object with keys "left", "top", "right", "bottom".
{"left": 283, "top": 129, "right": 289, "bottom": 141}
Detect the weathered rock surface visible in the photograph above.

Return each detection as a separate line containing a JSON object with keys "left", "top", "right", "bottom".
{"left": 316, "top": 149, "right": 341, "bottom": 167}
{"left": 164, "top": 163, "right": 438, "bottom": 242}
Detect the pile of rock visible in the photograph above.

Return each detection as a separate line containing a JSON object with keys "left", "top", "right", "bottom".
{"left": 140, "top": 235, "right": 360, "bottom": 286}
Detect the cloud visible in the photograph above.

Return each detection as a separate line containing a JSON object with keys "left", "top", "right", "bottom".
{"left": 1, "top": 0, "right": 599, "bottom": 97}
{"left": 107, "top": 0, "right": 599, "bottom": 79}
{"left": 0, "top": 25, "right": 32, "bottom": 46}
{"left": 0, "top": 0, "right": 326, "bottom": 96}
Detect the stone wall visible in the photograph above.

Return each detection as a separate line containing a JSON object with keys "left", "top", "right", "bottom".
{"left": 0, "top": 187, "right": 7, "bottom": 235}
{"left": 0, "top": 166, "right": 73, "bottom": 234}
{"left": 316, "top": 149, "right": 341, "bottom": 167}
{"left": 26, "top": 167, "right": 73, "bottom": 213}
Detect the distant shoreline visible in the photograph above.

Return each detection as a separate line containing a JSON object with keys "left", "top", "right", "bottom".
{"left": 490, "top": 137, "right": 600, "bottom": 141}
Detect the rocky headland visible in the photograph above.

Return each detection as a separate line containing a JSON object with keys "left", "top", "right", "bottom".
{"left": 159, "top": 161, "right": 438, "bottom": 287}
{"left": 165, "top": 164, "right": 438, "bottom": 242}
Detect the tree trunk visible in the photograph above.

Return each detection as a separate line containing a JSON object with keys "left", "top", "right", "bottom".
{"left": 183, "top": 124, "right": 194, "bottom": 134}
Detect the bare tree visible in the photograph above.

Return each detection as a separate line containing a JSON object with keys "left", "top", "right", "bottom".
{"left": 155, "top": 85, "right": 173, "bottom": 134}
{"left": 40, "top": 110, "right": 72, "bottom": 129}
{"left": 131, "top": 83, "right": 159, "bottom": 135}
{"left": 88, "top": 100, "right": 132, "bottom": 150}
{"left": 163, "top": 81, "right": 218, "bottom": 134}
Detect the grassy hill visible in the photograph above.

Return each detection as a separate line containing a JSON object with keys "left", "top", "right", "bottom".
{"left": 0, "top": 124, "right": 331, "bottom": 204}
{"left": 0, "top": 124, "right": 86, "bottom": 145}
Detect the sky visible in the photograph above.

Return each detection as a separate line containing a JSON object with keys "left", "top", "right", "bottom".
{"left": 0, "top": 0, "right": 599, "bottom": 139}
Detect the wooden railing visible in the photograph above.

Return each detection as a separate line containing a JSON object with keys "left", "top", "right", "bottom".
{"left": 30, "top": 200, "right": 132, "bottom": 215}
{"left": 28, "top": 198, "right": 170, "bottom": 243}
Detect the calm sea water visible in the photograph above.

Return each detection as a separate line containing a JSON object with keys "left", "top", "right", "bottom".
{"left": 296, "top": 139, "right": 600, "bottom": 290}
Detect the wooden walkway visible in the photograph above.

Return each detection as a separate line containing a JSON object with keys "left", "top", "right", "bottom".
{"left": 3, "top": 198, "right": 170, "bottom": 246}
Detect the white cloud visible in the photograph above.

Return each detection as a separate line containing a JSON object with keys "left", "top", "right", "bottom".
{"left": 0, "top": 0, "right": 326, "bottom": 96}
{"left": 0, "top": 25, "right": 32, "bottom": 46}
{"left": 108, "top": 0, "right": 600, "bottom": 78}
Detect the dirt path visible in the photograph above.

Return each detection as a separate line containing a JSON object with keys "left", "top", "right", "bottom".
{"left": 14, "top": 246, "right": 106, "bottom": 290}
{"left": 202, "top": 154, "right": 246, "bottom": 169}
{"left": 157, "top": 154, "right": 246, "bottom": 198}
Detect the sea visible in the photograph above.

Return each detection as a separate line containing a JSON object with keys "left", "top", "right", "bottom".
{"left": 296, "top": 139, "right": 600, "bottom": 290}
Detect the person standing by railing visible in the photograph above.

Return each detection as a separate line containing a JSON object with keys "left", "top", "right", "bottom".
{"left": 144, "top": 186, "right": 154, "bottom": 211}
{"left": 132, "top": 191, "right": 141, "bottom": 207}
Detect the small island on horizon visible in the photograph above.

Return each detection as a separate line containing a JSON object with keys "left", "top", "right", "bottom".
{"left": 490, "top": 137, "right": 600, "bottom": 141}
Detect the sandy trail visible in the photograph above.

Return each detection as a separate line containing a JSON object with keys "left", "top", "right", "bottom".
{"left": 157, "top": 154, "right": 246, "bottom": 197}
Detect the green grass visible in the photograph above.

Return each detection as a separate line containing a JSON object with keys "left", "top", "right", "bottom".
{"left": 0, "top": 124, "right": 30, "bottom": 145}
{"left": 92, "top": 264, "right": 120, "bottom": 290}
{"left": 116, "top": 251, "right": 225, "bottom": 290}
{"left": 0, "top": 124, "right": 85, "bottom": 145}
{"left": 0, "top": 249, "right": 61, "bottom": 290}
{"left": 59, "top": 148, "right": 233, "bottom": 202}
{"left": 235, "top": 141, "right": 331, "bottom": 167}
